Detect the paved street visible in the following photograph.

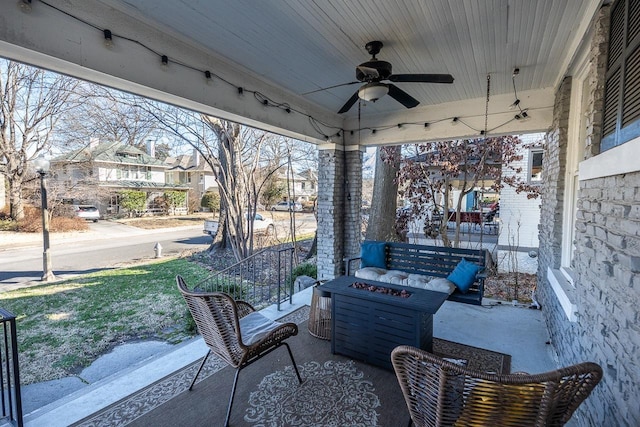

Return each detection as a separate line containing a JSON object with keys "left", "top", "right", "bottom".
{"left": 0, "top": 224, "right": 209, "bottom": 290}
{"left": 0, "top": 213, "right": 317, "bottom": 290}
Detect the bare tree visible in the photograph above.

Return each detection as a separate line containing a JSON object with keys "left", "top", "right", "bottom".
{"left": 391, "top": 136, "right": 539, "bottom": 247}
{"left": 0, "top": 60, "right": 80, "bottom": 221}
{"left": 59, "top": 84, "right": 168, "bottom": 156}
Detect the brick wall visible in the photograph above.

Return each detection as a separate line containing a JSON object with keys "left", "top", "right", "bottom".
{"left": 498, "top": 133, "right": 544, "bottom": 273}
{"left": 538, "top": 5, "right": 640, "bottom": 426}
{"left": 316, "top": 147, "right": 363, "bottom": 281}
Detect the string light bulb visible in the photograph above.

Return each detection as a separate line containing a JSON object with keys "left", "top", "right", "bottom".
{"left": 18, "top": 0, "right": 31, "bottom": 13}
{"left": 103, "top": 29, "right": 113, "bottom": 49}
{"left": 161, "top": 55, "right": 168, "bottom": 69}
{"left": 204, "top": 70, "right": 212, "bottom": 84}
{"left": 515, "top": 109, "right": 530, "bottom": 121}
{"left": 451, "top": 117, "right": 459, "bottom": 125}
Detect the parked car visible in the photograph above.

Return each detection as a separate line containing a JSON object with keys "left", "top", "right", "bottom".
{"left": 271, "top": 201, "right": 302, "bottom": 212}
{"left": 74, "top": 205, "right": 100, "bottom": 222}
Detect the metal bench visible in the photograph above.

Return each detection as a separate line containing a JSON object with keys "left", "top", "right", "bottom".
{"left": 345, "top": 241, "right": 489, "bottom": 305}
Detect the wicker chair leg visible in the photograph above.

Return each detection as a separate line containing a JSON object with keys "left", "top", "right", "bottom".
{"left": 225, "top": 367, "right": 242, "bottom": 427}
{"left": 189, "top": 350, "right": 211, "bottom": 391}
{"left": 284, "top": 342, "right": 303, "bottom": 384}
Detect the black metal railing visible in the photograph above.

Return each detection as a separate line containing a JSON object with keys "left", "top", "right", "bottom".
{"left": 196, "top": 245, "right": 295, "bottom": 311}
{"left": 0, "top": 308, "right": 22, "bottom": 427}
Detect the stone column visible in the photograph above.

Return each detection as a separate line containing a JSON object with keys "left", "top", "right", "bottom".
{"left": 316, "top": 144, "right": 363, "bottom": 281}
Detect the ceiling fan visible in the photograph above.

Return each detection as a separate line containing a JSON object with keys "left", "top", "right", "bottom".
{"left": 307, "top": 41, "right": 454, "bottom": 114}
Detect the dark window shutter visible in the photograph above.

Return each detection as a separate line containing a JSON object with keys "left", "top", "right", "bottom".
{"left": 629, "top": 0, "right": 640, "bottom": 43}
{"left": 609, "top": 1, "right": 625, "bottom": 68}
{"left": 623, "top": 45, "right": 640, "bottom": 126}
{"left": 602, "top": 0, "right": 640, "bottom": 151}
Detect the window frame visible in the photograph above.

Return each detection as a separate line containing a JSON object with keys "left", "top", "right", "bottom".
{"left": 528, "top": 148, "right": 544, "bottom": 184}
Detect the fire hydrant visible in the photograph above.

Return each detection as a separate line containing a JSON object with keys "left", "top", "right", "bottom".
{"left": 154, "top": 242, "right": 163, "bottom": 258}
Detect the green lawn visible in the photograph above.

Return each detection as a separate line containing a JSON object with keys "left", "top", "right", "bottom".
{"left": 0, "top": 258, "right": 211, "bottom": 384}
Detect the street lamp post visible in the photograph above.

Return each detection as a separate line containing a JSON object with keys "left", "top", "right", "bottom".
{"left": 33, "top": 156, "right": 55, "bottom": 282}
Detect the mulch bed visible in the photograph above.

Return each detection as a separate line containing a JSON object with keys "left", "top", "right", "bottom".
{"left": 484, "top": 272, "right": 537, "bottom": 303}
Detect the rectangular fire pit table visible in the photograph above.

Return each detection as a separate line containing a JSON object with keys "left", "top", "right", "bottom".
{"left": 318, "top": 276, "right": 448, "bottom": 370}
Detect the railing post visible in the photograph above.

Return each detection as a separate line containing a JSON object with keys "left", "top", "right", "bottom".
{"left": 0, "top": 308, "right": 23, "bottom": 427}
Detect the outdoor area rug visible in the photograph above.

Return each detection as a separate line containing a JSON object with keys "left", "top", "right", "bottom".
{"left": 73, "top": 306, "right": 510, "bottom": 427}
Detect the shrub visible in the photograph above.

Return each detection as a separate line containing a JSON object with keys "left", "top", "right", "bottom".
{"left": 16, "top": 207, "right": 89, "bottom": 233}
{"left": 288, "top": 262, "right": 317, "bottom": 286}
{"left": 119, "top": 190, "right": 147, "bottom": 217}
{"left": 201, "top": 191, "right": 220, "bottom": 214}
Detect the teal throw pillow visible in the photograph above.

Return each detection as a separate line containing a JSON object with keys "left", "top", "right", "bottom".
{"left": 447, "top": 258, "right": 481, "bottom": 293}
{"left": 360, "top": 242, "right": 387, "bottom": 269}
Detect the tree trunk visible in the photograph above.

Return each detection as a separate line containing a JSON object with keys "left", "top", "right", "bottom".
{"left": 8, "top": 178, "right": 25, "bottom": 221}
{"left": 366, "top": 146, "right": 400, "bottom": 241}
{"left": 304, "top": 231, "right": 318, "bottom": 260}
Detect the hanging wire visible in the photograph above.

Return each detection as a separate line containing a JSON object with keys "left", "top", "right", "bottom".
{"left": 32, "top": 0, "right": 542, "bottom": 140}
{"left": 484, "top": 74, "right": 491, "bottom": 137}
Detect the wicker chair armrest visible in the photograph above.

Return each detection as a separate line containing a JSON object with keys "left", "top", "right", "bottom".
{"left": 236, "top": 300, "right": 256, "bottom": 319}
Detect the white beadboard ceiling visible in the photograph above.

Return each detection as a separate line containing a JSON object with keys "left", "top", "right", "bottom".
{"left": 102, "top": 0, "right": 601, "bottom": 116}
{"left": 0, "top": 0, "right": 603, "bottom": 144}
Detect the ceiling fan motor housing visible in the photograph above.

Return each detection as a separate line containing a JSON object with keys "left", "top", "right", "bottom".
{"left": 356, "top": 60, "right": 392, "bottom": 81}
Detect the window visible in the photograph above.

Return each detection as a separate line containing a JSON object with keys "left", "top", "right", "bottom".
{"left": 602, "top": 0, "right": 640, "bottom": 151}
{"left": 529, "top": 149, "right": 544, "bottom": 183}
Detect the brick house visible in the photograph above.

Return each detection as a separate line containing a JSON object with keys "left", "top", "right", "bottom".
{"left": 165, "top": 150, "right": 219, "bottom": 211}
{"left": 497, "top": 132, "right": 544, "bottom": 274}
{"left": 51, "top": 140, "right": 189, "bottom": 216}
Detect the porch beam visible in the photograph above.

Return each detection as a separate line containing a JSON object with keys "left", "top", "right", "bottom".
{"left": 343, "top": 89, "right": 555, "bottom": 146}
{"left": 0, "top": 0, "right": 337, "bottom": 145}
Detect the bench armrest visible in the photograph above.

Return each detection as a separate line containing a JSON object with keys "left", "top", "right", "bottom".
{"left": 344, "top": 256, "right": 361, "bottom": 276}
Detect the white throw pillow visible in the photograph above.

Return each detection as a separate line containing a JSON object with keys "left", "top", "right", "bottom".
{"left": 426, "top": 277, "right": 457, "bottom": 295}
{"left": 407, "top": 273, "right": 432, "bottom": 288}
{"left": 355, "top": 267, "right": 387, "bottom": 281}
{"left": 380, "top": 270, "right": 409, "bottom": 285}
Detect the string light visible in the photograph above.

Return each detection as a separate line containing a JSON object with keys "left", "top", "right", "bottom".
{"left": 18, "top": 0, "right": 31, "bottom": 13}
{"left": 103, "top": 29, "right": 113, "bottom": 49}
{"left": 23, "top": 0, "right": 543, "bottom": 142}
{"left": 510, "top": 67, "right": 532, "bottom": 121}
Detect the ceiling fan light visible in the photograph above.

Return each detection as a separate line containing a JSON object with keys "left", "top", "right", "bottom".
{"left": 358, "top": 83, "right": 388, "bottom": 102}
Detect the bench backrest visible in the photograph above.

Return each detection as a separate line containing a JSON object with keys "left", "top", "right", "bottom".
{"left": 365, "top": 240, "right": 487, "bottom": 278}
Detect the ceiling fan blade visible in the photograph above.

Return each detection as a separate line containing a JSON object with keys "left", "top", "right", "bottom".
{"left": 301, "top": 81, "right": 360, "bottom": 95}
{"left": 389, "top": 73, "right": 454, "bottom": 84}
{"left": 387, "top": 84, "right": 420, "bottom": 109}
{"left": 338, "top": 90, "right": 360, "bottom": 114}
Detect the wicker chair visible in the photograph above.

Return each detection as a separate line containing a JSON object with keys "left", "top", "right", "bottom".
{"left": 177, "top": 275, "right": 303, "bottom": 427}
{"left": 391, "top": 345, "right": 602, "bottom": 427}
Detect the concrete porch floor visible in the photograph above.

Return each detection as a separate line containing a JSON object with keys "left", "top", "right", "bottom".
{"left": 21, "top": 287, "right": 558, "bottom": 427}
